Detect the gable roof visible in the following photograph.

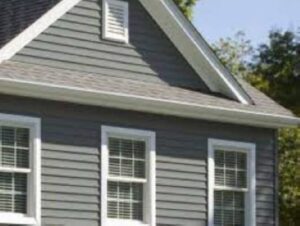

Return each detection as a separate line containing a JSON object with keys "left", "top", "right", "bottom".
{"left": 0, "top": 61, "right": 298, "bottom": 128}
{"left": 0, "top": 0, "right": 298, "bottom": 128}
{"left": 0, "top": 0, "right": 251, "bottom": 104}
{"left": 0, "top": 0, "right": 60, "bottom": 48}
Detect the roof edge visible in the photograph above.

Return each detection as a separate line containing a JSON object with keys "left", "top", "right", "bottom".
{"left": 0, "top": 0, "right": 252, "bottom": 105}
{"left": 0, "top": 0, "right": 81, "bottom": 63}
{"left": 0, "top": 77, "right": 298, "bottom": 128}
{"left": 139, "top": 0, "right": 252, "bottom": 104}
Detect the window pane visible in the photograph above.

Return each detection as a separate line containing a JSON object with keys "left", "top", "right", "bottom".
{"left": 237, "top": 152, "right": 247, "bottom": 170}
{"left": 109, "top": 138, "right": 121, "bottom": 157}
{"left": 2, "top": 147, "right": 14, "bottom": 167}
{"left": 223, "top": 191, "right": 234, "bottom": 209}
{"left": 235, "top": 210, "right": 245, "bottom": 226}
{"left": 214, "top": 150, "right": 247, "bottom": 189}
{"left": 214, "top": 191, "right": 245, "bottom": 226}
{"left": 225, "top": 169, "right": 236, "bottom": 187}
{"left": 134, "top": 141, "right": 145, "bottom": 159}
{"left": 108, "top": 137, "right": 146, "bottom": 179}
{"left": 215, "top": 168, "right": 225, "bottom": 186}
{"left": 0, "top": 172, "right": 27, "bottom": 214}
{"left": 107, "top": 182, "right": 143, "bottom": 220}
{"left": 215, "top": 150, "right": 224, "bottom": 167}
{"left": 224, "top": 209, "right": 234, "bottom": 226}
{"left": 17, "top": 149, "right": 29, "bottom": 168}
{"left": 121, "top": 159, "right": 133, "bottom": 177}
{"left": 237, "top": 171, "right": 247, "bottom": 188}
{"left": 109, "top": 158, "right": 120, "bottom": 176}
{"left": 134, "top": 161, "right": 145, "bottom": 178}
{"left": 2, "top": 127, "right": 15, "bottom": 146}
{"left": 121, "top": 139, "right": 133, "bottom": 158}
{"left": 225, "top": 152, "right": 236, "bottom": 168}
{"left": 16, "top": 128, "right": 30, "bottom": 148}
{"left": 0, "top": 126, "right": 30, "bottom": 169}
{"left": 108, "top": 201, "right": 118, "bottom": 218}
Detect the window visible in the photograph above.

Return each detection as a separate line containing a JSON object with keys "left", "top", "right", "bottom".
{"left": 208, "top": 139, "right": 256, "bottom": 226}
{"left": 102, "top": 0, "right": 129, "bottom": 43}
{"left": 101, "top": 126, "right": 155, "bottom": 226}
{"left": 0, "top": 113, "right": 41, "bottom": 225}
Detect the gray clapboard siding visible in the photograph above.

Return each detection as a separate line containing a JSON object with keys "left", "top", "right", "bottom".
{"left": 0, "top": 94, "right": 276, "bottom": 226}
{"left": 12, "top": 0, "right": 209, "bottom": 91}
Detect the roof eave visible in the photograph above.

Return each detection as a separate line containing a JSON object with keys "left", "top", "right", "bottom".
{"left": 0, "top": 78, "right": 298, "bottom": 129}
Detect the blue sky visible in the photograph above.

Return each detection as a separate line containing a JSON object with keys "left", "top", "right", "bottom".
{"left": 193, "top": 0, "right": 300, "bottom": 46}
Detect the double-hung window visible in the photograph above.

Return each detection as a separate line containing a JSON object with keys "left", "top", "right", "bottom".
{"left": 208, "top": 139, "right": 256, "bottom": 226}
{"left": 101, "top": 126, "right": 156, "bottom": 226}
{"left": 0, "top": 113, "right": 41, "bottom": 225}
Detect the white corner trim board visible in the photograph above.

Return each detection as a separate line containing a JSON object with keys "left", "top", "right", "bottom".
{"left": 208, "top": 139, "right": 256, "bottom": 226}
{"left": 0, "top": 0, "right": 81, "bottom": 63}
{"left": 0, "top": 113, "right": 41, "bottom": 226}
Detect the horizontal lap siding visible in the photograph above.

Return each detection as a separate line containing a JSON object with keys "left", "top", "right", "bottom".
{"left": 0, "top": 95, "right": 276, "bottom": 226}
{"left": 38, "top": 114, "right": 101, "bottom": 225}
{"left": 12, "top": 0, "right": 209, "bottom": 91}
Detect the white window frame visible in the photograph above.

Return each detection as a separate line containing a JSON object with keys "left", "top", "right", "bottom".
{"left": 102, "top": 0, "right": 129, "bottom": 43}
{"left": 208, "top": 138, "right": 256, "bottom": 226}
{"left": 0, "top": 113, "right": 41, "bottom": 226}
{"left": 101, "top": 126, "right": 156, "bottom": 226}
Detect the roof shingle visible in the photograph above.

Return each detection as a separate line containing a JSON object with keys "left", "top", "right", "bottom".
{"left": 0, "top": 61, "right": 294, "bottom": 118}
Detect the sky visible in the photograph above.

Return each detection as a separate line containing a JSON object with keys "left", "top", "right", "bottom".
{"left": 193, "top": 0, "right": 300, "bottom": 47}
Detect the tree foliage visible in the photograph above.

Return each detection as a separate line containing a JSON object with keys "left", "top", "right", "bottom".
{"left": 212, "top": 31, "right": 253, "bottom": 78}
{"left": 173, "top": 0, "right": 198, "bottom": 19}
{"left": 213, "top": 30, "right": 300, "bottom": 226}
{"left": 251, "top": 31, "right": 300, "bottom": 115}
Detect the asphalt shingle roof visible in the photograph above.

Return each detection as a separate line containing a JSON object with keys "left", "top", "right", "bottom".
{"left": 0, "top": 0, "right": 60, "bottom": 48}
{"left": 0, "top": 61, "right": 295, "bottom": 118}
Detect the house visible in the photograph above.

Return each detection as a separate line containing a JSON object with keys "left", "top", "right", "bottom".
{"left": 0, "top": 0, "right": 299, "bottom": 225}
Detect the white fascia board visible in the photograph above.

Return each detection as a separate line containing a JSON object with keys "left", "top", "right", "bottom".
{"left": 0, "top": 77, "right": 299, "bottom": 128}
{"left": 0, "top": 0, "right": 81, "bottom": 63}
{"left": 139, "top": 0, "right": 252, "bottom": 105}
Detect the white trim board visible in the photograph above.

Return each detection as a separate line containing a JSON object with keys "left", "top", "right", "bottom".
{"left": 0, "top": 0, "right": 251, "bottom": 104}
{"left": 0, "top": 77, "right": 299, "bottom": 128}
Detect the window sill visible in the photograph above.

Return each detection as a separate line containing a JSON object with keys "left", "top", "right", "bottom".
{"left": 107, "top": 219, "right": 149, "bottom": 226}
{"left": 0, "top": 212, "right": 37, "bottom": 225}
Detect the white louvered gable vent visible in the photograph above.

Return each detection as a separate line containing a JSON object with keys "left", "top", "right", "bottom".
{"left": 103, "top": 0, "right": 129, "bottom": 43}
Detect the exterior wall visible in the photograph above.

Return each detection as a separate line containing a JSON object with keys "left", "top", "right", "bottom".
{"left": 0, "top": 94, "right": 277, "bottom": 226}
{"left": 11, "top": 0, "right": 209, "bottom": 91}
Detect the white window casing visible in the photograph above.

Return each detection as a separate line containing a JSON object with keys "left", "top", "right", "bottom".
{"left": 208, "top": 139, "right": 256, "bottom": 226}
{"left": 102, "top": 0, "right": 129, "bottom": 43}
{"left": 101, "top": 126, "right": 156, "bottom": 226}
{"left": 0, "top": 113, "right": 41, "bottom": 225}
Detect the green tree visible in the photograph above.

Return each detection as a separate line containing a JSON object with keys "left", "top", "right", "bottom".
{"left": 251, "top": 31, "right": 300, "bottom": 226}
{"left": 213, "top": 30, "right": 300, "bottom": 226}
{"left": 252, "top": 31, "right": 300, "bottom": 115}
{"left": 212, "top": 31, "right": 253, "bottom": 78}
{"left": 173, "top": 0, "right": 198, "bottom": 19}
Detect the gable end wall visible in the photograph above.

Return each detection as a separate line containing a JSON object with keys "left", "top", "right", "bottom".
{"left": 11, "top": 0, "right": 209, "bottom": 91}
